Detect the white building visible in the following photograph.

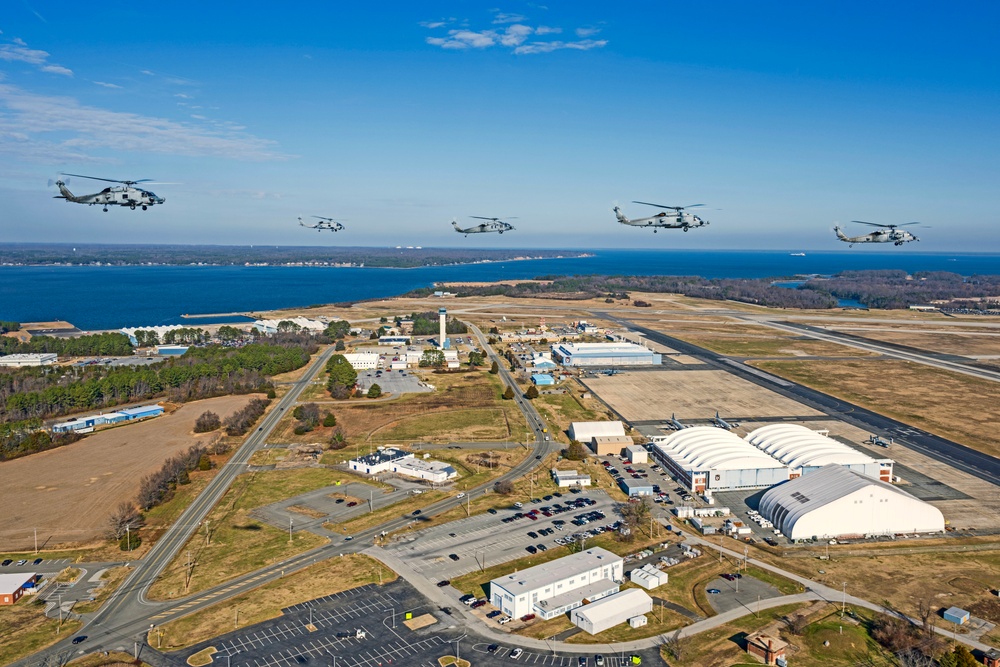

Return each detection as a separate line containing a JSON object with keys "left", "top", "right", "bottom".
{"left": 630, "top": 564, "right": 667, "bottom": 590}
{"left": 342, "top": 352, "right": 380, "bottom": 370}
{"left": 571, "top": 588, "right": 653, "bottom": 635}
{"left": 569, "top": 421, "right": 626, "bottom": 443}
{"left": 625, "top": 444, "right": 648, "bottom": 464}
{"left": 349, "top": 448, "right": 413, "bottom": 475}
{"left": 551, "top": 342, "right": 661, "bottom": 367}
{"left": 120, "top": 325, "right": 187, "bottom": 345}
{"left": 0, "top": 353, "right": 57, "bottom": 367}
{"left": 758, "top": 464, "right": 945, "bottom": 541}
{"left": 650, "top": 427, "right": 789, "bottom": 493}
{"left": 744, "top": 424, "right": 894, "bottom": 483}
{"left": 489, "top": 548, "right": 623, "bottom": 620}
{"left": 551, "top": 469, "right": 592, "bottom": 488}
{"left": 393, "top": 458, "right": 457, "bottom": 483}
{"left": 253, "top": 317, "right": 327, "bottom": 335}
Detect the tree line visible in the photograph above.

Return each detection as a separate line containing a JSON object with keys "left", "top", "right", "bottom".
{"left": 406, "top": 311, "right": 469, "bottom": 336}
{"left": 801, "top": 270, "right": 1000, "bottom": 309}
{"left": 407, "top": 275, "right": 839, "bottom": 310}
{"left": 0, "top": 331, "right": 134, "bottom": 356}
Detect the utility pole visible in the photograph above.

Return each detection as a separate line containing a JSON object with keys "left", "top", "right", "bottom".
{"left": 126, "top": 524, "right": 130, "bottom": 552}
{"left": 205, "top": 519, "right": 211, "bottom": 546}
{"left": 370, "top": 489, "right": 374, "bottom": 514}
{"left": 34, "top": 527, "right": 37, "bottom": 554}
{"left": 185, "top": 550, "right": 193, "bottom": 590}
{"left": 841, "top": 581, "right": 847, "bottom": 617}
{"left": 288, "top": 516, "right": 294, "bottom": 543}
{"left": 235, "top": 607, "right": 240, "bottom": 629}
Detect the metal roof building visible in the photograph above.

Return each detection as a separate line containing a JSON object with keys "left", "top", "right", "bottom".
{"left": 569, "top": 421, "right": 626, "bottom": 443}
{"left": 650, "top": 427, "right": 788, "bottom": 493}
{"left": 489, "top": 547, "right": 623, "bottom": 620}
{"left": 744, "top": 424, "right": 893, "bottom": 483}
{"left": 758, "top": 464, "right": 945, "bottom": 541}
{"left": 0, "top": 353, "right": 58, "bottom": 367}
{"left": 550, "top": 342, "right": 661, "bottom": 367}
{"left": 571, "top": 588, "right": 653, "bottom": 635}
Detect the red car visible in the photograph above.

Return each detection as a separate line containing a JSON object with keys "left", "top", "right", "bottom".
{"left": 346, "top": 501, "right": 358, "bottom": 507}
{"left": 471, "top": 600, "right": 487, "bottom": 609}
{"left": 520, "top": 614, "right": 536, "bottom": 622}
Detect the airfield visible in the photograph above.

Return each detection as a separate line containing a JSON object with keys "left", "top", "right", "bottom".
{"left": 5, "top": 292, "right": 1000, "bottom": 667}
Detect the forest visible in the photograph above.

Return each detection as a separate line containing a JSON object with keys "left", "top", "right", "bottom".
{"left": 0, "top": 243, "right": 587, "bottom": 268}
{"left": 407, "top": 311, "right": 469, "bottom": 335}
{"left": 409, "top": 275, "right": 840, "bottom": 309}
{"left": 0, "top": 331, "right": 134, "bottom": 356}
{"left": 801, "top": 270, "right": 1000, "bottom": 309}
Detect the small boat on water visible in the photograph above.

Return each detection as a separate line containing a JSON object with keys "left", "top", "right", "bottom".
{"left": 790, "top": 252, "right": 806, "bottom": 256}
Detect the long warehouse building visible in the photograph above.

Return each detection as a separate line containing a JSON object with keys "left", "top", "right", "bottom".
{"left": 550, "top": 342, "right": 661, "bottom": 367}
{"left": 744, "top": 424, "right": 893, "bottom": 483}
{"left": 758, "top": 464, "right": 944, "bottom": 541}
{"left": 650, "top": 427, "right": 789, "bottom": 493}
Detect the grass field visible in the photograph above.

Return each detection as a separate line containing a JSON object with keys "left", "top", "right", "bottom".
{"left": 752, "top": 359, "right": 1000, "bottom": 458}
{"left": 146, "top": 468, "right": 351, "bottom": 600}
{"left": 152, "top": 554, "right": 395, "bottom": 650}
{"left": 0, "top": 599, "right": 82, "bottom": 666}
{"left": 671, "top": 335, "right": 875, "bottom": 358}
{"left": 67, "top": 651, "right": 152, "bottom": 667}
{"left": 531, "top": 389, "right": 604, "bottom": 443}
{"left": 373, "top": 407, "right": 510, "bottom": 442}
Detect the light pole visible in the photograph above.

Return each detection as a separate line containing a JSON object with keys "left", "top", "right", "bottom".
{"left": 34, "top": 527, "right": 37, "bottom": 554}
{"left": 288, "top": 516, "right": 294, "bottom": 543}
{"left": 841, "top": 582, "right": 847, "bottom": 617}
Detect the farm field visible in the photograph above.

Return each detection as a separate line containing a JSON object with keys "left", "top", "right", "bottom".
{"left": 0, "top": 394, "right": 260, "bottom": 548}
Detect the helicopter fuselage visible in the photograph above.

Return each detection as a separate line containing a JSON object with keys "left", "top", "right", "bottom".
{"left": 834, "top": 226, "right": 918, "bottom": 247}
{"left": 613, "top": 206, "right": 708, "bottom": 232}
{"left": 54, "top": 181, "right": 164, "bottom": 211}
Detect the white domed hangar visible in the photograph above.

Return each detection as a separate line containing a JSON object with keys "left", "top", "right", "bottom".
{"left": 649, "top": 427, "right": 789, "bottom": 493}
{"left": 758, "top": 464, "right": 945, "bottom": 541}
{"left": 744, "top": 424, "right": 894, "bottom": 483}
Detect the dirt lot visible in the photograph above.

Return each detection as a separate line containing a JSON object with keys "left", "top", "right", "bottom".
{"left": 582, "top": 369, "right": 824, "bottom": 422}
{"left": 0, "top": 394, "right": 259, "bottom": 548}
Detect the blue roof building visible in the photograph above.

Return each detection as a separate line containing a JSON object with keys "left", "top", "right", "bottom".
{"left": 532, "top": 374, "right": 555, "bottom": 386}
{"left": 119, "top": 405, "right": 164, "bottom": 420}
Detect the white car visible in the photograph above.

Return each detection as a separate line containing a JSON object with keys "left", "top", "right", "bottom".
{"left": 456, "top": 492, "right": 465, "bottom": 499}
{"left": 498, "top": 616, "right": 511, "bottom": 625}
{"left": 510, "top": 648, "right": 523, "bottom": 659}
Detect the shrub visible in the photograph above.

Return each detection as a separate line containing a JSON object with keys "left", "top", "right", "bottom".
{"left": 194, "top": 411, "right": 221, "bottom": 433}
{"left": 525, "top": 385, "right": 539, "bottom": 399}
{"left": 119, "top": 533, "right": 142, "bottom": 551}
{"left": 494, "top": 479, "right": 514, "bottom": 495}
{"left": 198, "top": 453, "right": 212, "bottom": 471}
{"left": 502, "top": 386, "right": 515, "bottom": 400}
{"left": 323, "top": 413, "right": 337, "bottom": 427}
{"left": 367, "top": 383, "right": 382, "bottom": 398}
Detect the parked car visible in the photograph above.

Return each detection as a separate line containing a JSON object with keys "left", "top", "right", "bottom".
{"left": 0, "top": 560, "right": 11, "bottom": 567}
{"left": 488, "top": 508, "right": 498, "bottom": 515}
{"left": 488, "top": 644, "right": 499, "bottom": 653}
{"left": 525, "top": 546, "right": 538, "bottom": 554}
{"left": 15, "top": 560, "right": 26, "bottom": 566}
{"left": 437, "top": 580, "right": 451, "bottom": 587}
{"left": 471, "top": 600, "right": 487, "bottom": 609}
{"left": 335, "top": 498, "right": 345, "bottom": 504}
{"left": 498, "top": 615, "right": 511, "bottom": 625}
{"left": 520, "top": 614, "right": 536, "bottom": 622}
{"left": 448, "top": 553, "right": 460, "bottom": 561}
{"left": 460, "top": 594, "right": 476, "bottom": 604}
{"left": 487, "top": 610, "right": 503, "bottom": 619}
{"left": 536, "top": 544, "right": 547, "bottom": 552}
{"left": 346, "top": 501, "right": 358, "bottom": 507}
{"left": 527, "top": 531, "right": 538, "bottom": 539}
{"left": 707, "top": 588, "right": 721, "bottom": 594}
{"left": 511, "top": 648, "right": 524, "bottom": 659}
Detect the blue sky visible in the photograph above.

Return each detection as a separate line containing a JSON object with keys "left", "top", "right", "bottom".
{"left": 1, "top": 1, "right": 998, "bottom": 251}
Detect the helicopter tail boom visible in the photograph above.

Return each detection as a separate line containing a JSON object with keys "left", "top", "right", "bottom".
{"left": 833, "top": 225, "right": 850, "bottom": 242}
{"left": 613, "top": 205, "right": 630, "bottom": 225}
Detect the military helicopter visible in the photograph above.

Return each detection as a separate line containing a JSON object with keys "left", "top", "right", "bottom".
{"left": 614, "top": 201, "right": 710, "bottom": 232}
{"left": 834, "top": 221, "right": 921, "bottom": 247}
{"left": 50, "top": 173, "right": 165, "bottom": 211}
{"left": 451, "top": 216, "right": 516, "bottom": 237}
{"left": 298, "top": 216, "right": 345, "bottom": 232}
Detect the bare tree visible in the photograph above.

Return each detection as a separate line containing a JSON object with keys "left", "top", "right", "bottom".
{"left": 106, "top": 501, "right": 144, "bottom": 540}
{"left": 663, "top": 630, "right": 688, "bottom": 661}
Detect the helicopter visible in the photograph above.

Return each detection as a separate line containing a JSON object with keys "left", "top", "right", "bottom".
{"left": 298, "top": 216, "right": 345, "bottom": 232}
{"left": 834, "top": 221, "right": 921, "bottom": 247}
{"left": 451, "top": 216, "right": 516, "bottom": 237}
{"left": 614, "top": 201, "right": 710, "bottom": 232}
{"left": 50, "top": 173, "right": 165, "bottom": 211}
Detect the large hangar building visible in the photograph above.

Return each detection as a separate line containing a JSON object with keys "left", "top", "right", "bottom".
{"left": 550, "top": 342, "right": 661, "bottom": 367}
{"left": 744, "top": 424, "right": 893, "bottom": 483}
{"left": 758, "top": 464, "right": 945, "bottom": 541}
{"left": 650, "top": 427, "right": 789, "bottom": 493}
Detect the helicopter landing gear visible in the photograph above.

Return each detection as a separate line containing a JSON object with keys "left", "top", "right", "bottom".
{"left": 130, "top": 204, "right": 136, "bottom": 210}
{"left": 103, "top": 207, "right": 108, "bottom": 212}
{"left": 653, "top": 229, "right": 657, "bottom": 233}
{"left": 683, "top": 227, "right": 689, "bottom": 232}
{"left": 142, "top": 205, "right": 147, "bottom": 210}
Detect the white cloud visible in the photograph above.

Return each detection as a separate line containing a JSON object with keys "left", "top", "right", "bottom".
{"left": 492, "top": 12, "right": 526, "bottom": 24}
{"left": 93, "top": 81, "right": 122, "bottom": 89}
{"left": 499, "top": 24, "right": 533, "bottom": 47}
{"left": 423, "top": 12, "right": 606, "bottom": 54}
{"left": 0, "top": 83, "right": 289, "bottom": 162}
{"left": 140, "top": 70, "right": 155, "bottom": 76}
{"left": 174, "top": 93, "right": 192, "bottom": 99}
{"left": 514, "top": 39, "right": 607, "bottom": 55}
{"left": 0, "top": 39, "right": 72, "bottom": 75}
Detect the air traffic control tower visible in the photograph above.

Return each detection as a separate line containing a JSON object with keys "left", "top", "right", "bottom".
{"left": 439, "top": 308, "right": 449, "bottom": 349}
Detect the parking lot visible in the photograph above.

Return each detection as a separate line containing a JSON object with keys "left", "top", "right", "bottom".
{"left": 701, "top": 573, "right": 782, "bottom": 615}
{"left": 179, "top": 579, "right": 664, "bottom": 667}
{"left": 356, "top": 368, "right": 431, "bottom": 396}
{"left": 386, "top": 489, "right": 622, "bottom": 581}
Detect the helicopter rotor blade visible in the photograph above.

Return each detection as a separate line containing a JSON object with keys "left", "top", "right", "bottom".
{"left": 632, "top": 201, "right": 676, "bottom": 210}
{"left": 850, "top": 220, "right": 892, "bottom": 228}
{"left": 470, "top": 216, "right": 498, "bottom": 221}
{"left": 61, "top": 172, "right": 123, "bottom": 184}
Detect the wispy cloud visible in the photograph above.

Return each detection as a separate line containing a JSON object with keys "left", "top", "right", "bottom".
{"left": 514, "top": 38, "right": 606, "bottom": 55}
{"left": 0, "top": 37, "right": 73, "bottom": 76}
{"left": 0, "top": 83, "right": 289, "bottom": 163}
{"left": 92, "top": 81, "right": 122, "bottom": 89}
{"left": 423, "top": 10, "right": 607, "bottom": 55}
{"left": 492, "top": 11, "right": 526, "bottom": 24}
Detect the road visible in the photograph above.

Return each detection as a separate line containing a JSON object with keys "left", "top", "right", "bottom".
{"left": 15, "top": 346, "right": 338, "bottom": 667}
{"left": 17, "top": 327, "right": 559, "bottom": 667}
{"left": 598, "top": 312, "right": 1000, "bottom": 487}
